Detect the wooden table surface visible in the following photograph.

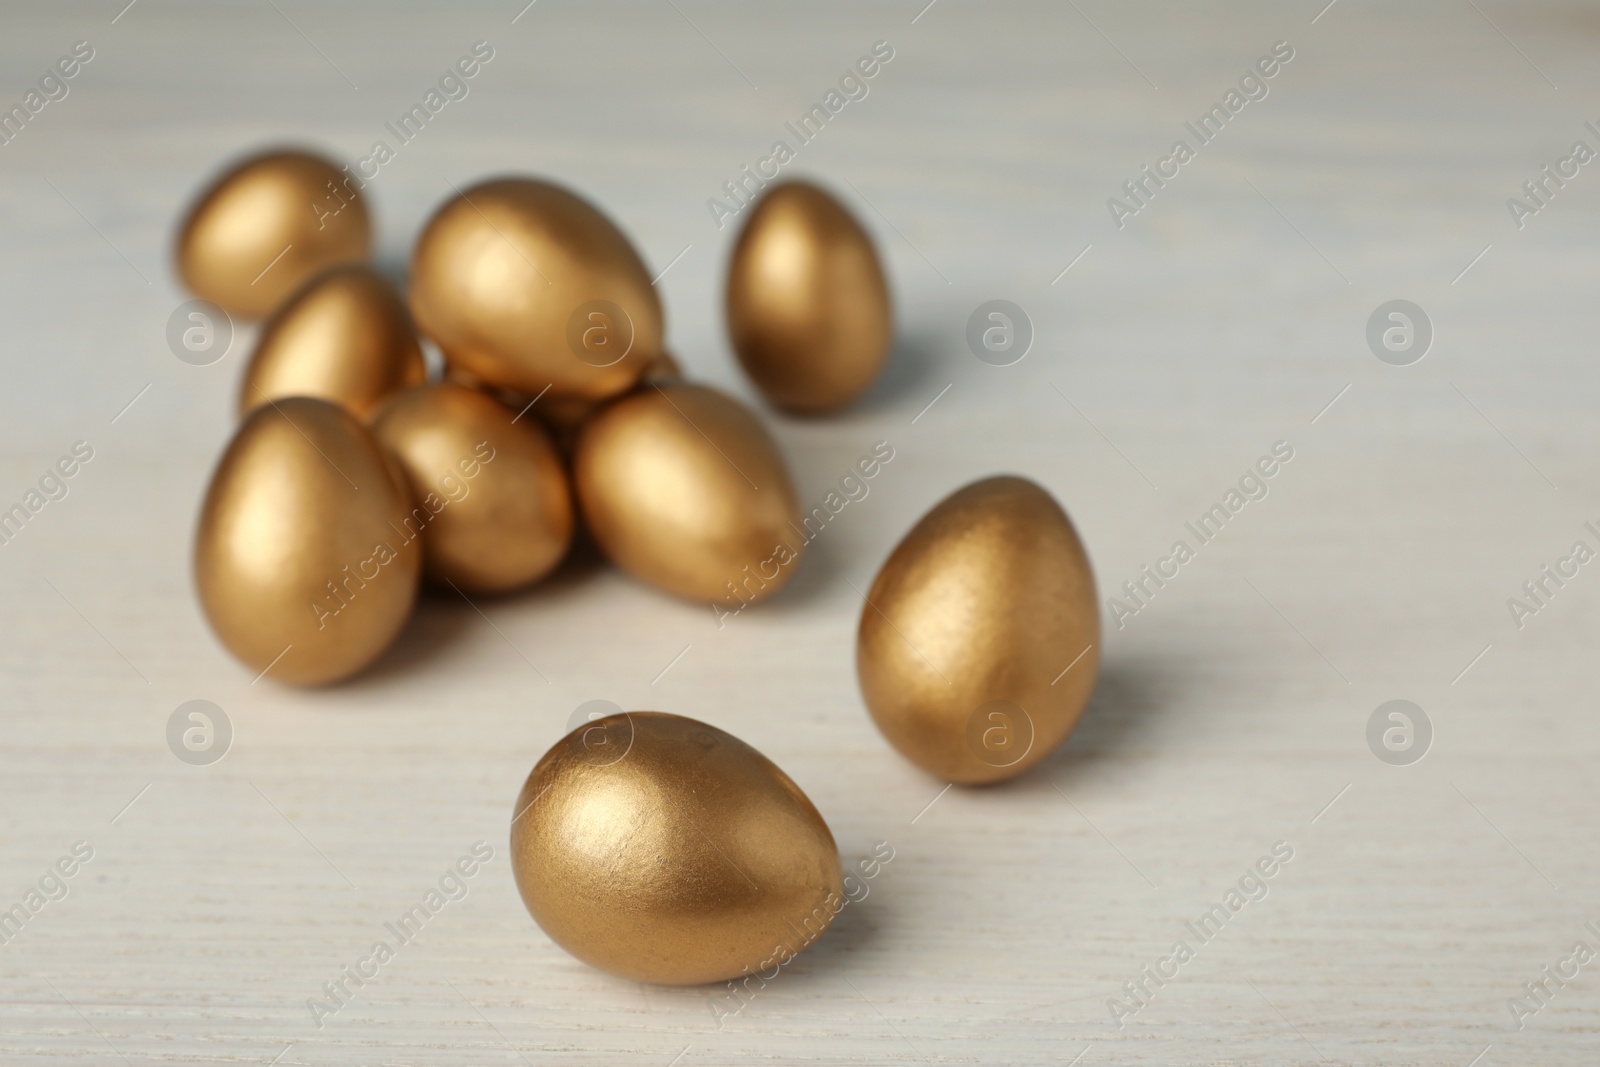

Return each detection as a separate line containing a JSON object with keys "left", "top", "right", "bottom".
{"left": 3, "top": 2, "right": 1599, "bottom": 1063}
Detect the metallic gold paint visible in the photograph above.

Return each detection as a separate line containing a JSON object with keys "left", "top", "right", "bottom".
{"left": 372, "top": 383, "right": 573, "bottom": 594}
{"left": 239, "top": 265, "right": 425, "bottom": 421}
{"left": 177, "top": 150, "right": 370, "bottom": 318}
{"left": 510, "top": 711, "right": 843, "bottom": 985}
{"left": 726, "top": 181, "right": 892, "bottom": 414}
{"left": 409, "top": 178, "right": 661, "bottom": 400}
{"left": 856, "top": 476, "right": 1101, "bottom": 784}
{"left": 194, "top": 397, "right": 420, "bottom": 686}
{"left": 574, "top": 383, "right": 803, "bottom": 604}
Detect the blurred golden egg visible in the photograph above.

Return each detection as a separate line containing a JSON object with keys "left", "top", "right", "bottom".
{"left": 510, "top": 711, "right": 843, "bottom": 984}
{"left": 857, "top": 476, "right": 1100, "bottom": 784}
{"left": 409, "top": 178, "right": 661, "bottom": 401}
{"left": 194, "top": 397, "right": 421, "bottom": 685}
{"left": 574, "top": 383, "right": 802, "bottom": 606}
{"left": 239, "top": 265, "right": 424, "bottom": 420}
{"left": 177, "top": 149, "right": 370, "bottom": 318}
{"left": 372, "top": 383, "right": 573, "bottom": 594}
{"left": 726, "top": 181, "right": 892, "bottom": 414}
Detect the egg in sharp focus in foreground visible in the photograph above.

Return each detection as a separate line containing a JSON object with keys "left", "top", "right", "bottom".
{"left": 857, "top": 475, "right": 1101, "bottom": 785}
{"left": 510, "top": 711, "right": 844, "bottom": 984}
{"left": 238, "top": 264, "right": 425, "bottom": 421}
{"left": 371, "top": 383, "right": 573, "bottom": 595}
{"left": 573, "top": 382, "right": 803, "bottom": 606}
{"left": 409, "top": 177, "right": 661, "bottom": 401}
{"left": 177, "top": 149, "right": 370, "bottom": 318}
{"left": 194, "top": 397, "right": 421, "bottom": 686}
{"left": 726, "top": 180, "right": 893, "bottom": 415}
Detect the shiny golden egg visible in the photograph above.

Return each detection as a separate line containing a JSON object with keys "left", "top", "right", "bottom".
{"left": 239, "top": 265, "right": 425, "bottom": 420}
{"left": 510, "top": 711, "right": 844, "bottom": 984}
{"left": 574, "top": 383, "right": 803, "bottom": 607}
{"left": 194, "top": 397, "right": 421, "bottom": 685}
{"left": 372, "top": 383, "right": 573, "bottom": 594}
{"left": 177, "top": 149, "right": 371, "bottom": 319}
{"left": 857, "top": 476, "right": 1100, "bottom": 784}
{"left": 726, "top": 181, "right": 892, "bottom": 414}
{"left": 409, "top": 178, "right": 661, "bottom": 401}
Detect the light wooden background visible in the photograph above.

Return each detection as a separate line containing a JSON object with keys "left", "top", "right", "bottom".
{"left": 3, "top": 2, "right": 1599, "bottom": 1064}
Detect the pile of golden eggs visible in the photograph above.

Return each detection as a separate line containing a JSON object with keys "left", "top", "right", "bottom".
{"left": 181, "top": 149, "right": 1100, "bottom": 986}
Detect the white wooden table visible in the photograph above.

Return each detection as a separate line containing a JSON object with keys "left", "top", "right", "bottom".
{"left": 3, "top": 2, "right": 1598, "bottom": 1063}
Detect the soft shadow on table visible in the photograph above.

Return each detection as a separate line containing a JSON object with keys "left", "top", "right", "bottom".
{"left": 355, "top": 595, "right": 476, "bottom": 684}
{"left": 370, "top": 254, "right": 409, "bottom": 291}
{"left": 751, "top": 525, "right": 842, "bottom": 614}
{"left": 848, "top": 328, "right": 946, "bottom": 417}
{"left": 357, "top": 533, "right": 607, "bottom": 685}
{"left": 1038, "top": 653, "right": 1179, "bottom": 774}
{"left": 752, "top": 871, "right": 887, "bottom": 986}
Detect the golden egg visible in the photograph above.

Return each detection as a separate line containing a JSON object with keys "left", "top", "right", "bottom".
{"left": 726, "top": 181, "right": 892, "bottom": 414}
{"left": 574, "top": 383, "right": 803, "bottom": 607}
{"left": 194, "top": 397, "right": 421, "bottom": 685}
{"left": 177, "top": 149, "right": 370, "bottom": 318}
{"left": 371, "top": 383, "right": 573, "bottom": 594}
{"left": 238, "top": 265, "right": 425, "bottom": 420}
{"left": 409, "top": 178, "right": 661, "bottom": 401}
{"left": 510, "top": 711, "right": 843, "bottom": 984}
{"left": 857, "top": 476, "right": 1100, "bottom": 784}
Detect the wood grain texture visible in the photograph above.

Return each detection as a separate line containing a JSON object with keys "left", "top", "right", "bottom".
{"left": 2, "top": 2, "right": 1599, "bottom": 1064}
